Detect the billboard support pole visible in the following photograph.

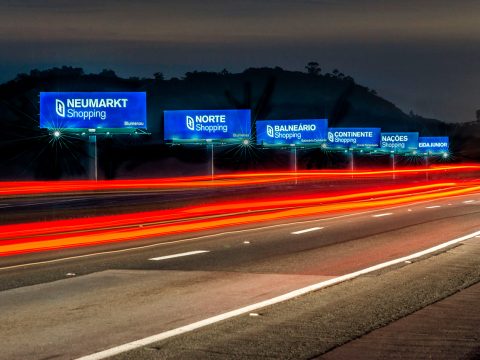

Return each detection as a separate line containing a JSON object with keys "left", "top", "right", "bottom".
{"left": 88, "top": 135, "right": 98, "bottom": 181}
{"left": 391, "top": 153, "right": 396, "bottom": 180}
{"left": 425, "top": 155, "right": 429, "bottom": 181}
{"left": 291, "top": 145, "right": 298, "bottom": 185}
{"left": 350, "top": 150, "right": 354, "bottom": 178}
{"left": 210, "top": 143, "right": 214, "bottom": 181}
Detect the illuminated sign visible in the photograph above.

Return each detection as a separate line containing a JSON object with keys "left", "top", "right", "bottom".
{"left": 418, "top": 136, "right": 449, "bottom": 153}
{"left": 256, "top": 119, "right": 328, "bottom": 146}
{"left": 164, "top": 110, "right": 251, "bottom": 142}
{"left": 327, "top": 128, "right": 380, "bottom": 148}
{"left": 380, "top": 132, "right": 419, "bottom": 151}
{"left": 40, "top": 92, "right": 147, "bottom": 131}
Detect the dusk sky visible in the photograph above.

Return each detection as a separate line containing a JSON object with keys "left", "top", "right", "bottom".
{"left": 0, "top": 0, "right": 478, "bottom": 123}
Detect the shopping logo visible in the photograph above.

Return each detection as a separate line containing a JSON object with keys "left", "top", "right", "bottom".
{"left": 267, "top": 125, "right": 274, "bottom": 137}
{"left": 55, "top": 99, "right": 65, "bottom": 117}
{"left": 186, "top": 116, "right": 195, "bottom": 131}
{"left": 327, "top": 131, "right": 334, "bottom": 142}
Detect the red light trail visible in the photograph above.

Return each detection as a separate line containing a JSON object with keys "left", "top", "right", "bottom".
{"left": 0, "top": 165, "right": 478, "bottom": 197}
{"left": 1, "top": 178, "right": 479, "bottom": 257}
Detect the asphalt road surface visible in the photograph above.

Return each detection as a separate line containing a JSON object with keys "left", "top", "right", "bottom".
{"left": 0, "top": 189, "right": 479, "bottom": 359}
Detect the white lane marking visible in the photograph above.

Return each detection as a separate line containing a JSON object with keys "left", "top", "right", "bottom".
{"left": 3, "top": 191, "right": 480, "bottom": 272}
{"left": 372, "top": 213, "right": 393, "bottom": 218}
{"left": 149, "top": 250, "right": 208, "bottom": 261}
{"left": 76, "top": 230, "right": 480, "bottom": 360}
{"left": 291, "top": 227, "right": 323, "bottom": 235}
{"left": 463, "top": 200, "right": 475, "bottom": 204}
{"left": 426, "top": 205, "right": 441, "bottom": 209}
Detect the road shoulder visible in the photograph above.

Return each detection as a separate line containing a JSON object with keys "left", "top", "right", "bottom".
{"left": 113, "top": 237, "right": 480, "bottom": 360}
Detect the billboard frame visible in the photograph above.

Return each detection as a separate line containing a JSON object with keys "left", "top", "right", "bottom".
{"left": 256, "top": 119, "right": 328, "bottom": 148}
{"left": 39, "top": 92, "right": 148, "bottom": 135}
{"left": 163, "top": 109, "right": 251, "bottom": 144}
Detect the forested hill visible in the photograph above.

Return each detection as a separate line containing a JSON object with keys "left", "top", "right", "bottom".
{"left": 1, "top": 65, "right": 474, "bottom": 179}
{"left": 0, "top": 65, "right": 449, "bottom": 139}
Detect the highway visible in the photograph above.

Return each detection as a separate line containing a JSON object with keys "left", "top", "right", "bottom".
{"left": 0, "top": 174, "right": 479, "bottom": 359}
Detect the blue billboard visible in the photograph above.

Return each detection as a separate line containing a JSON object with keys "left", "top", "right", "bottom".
{"left": 380, "top": 132, "right": 419, "bottom": 152}
{"left": 418, "top": 136, "right": 449, "bottom": 154}
{"left": 164, "top": 110, "right": 250, "bottom": 142}
{"left": 40, "top": 92, "right": 147, "bottom": 131}
{"left": 256, "top": 119, "right": 328, "bottom": 146}
{"left": 327, "top": 128, "right": 380, "bottom": 149}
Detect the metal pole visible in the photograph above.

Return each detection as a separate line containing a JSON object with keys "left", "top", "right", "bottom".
{"left": 294, "top": 146, "right": 298, "bottom": 185}
{"left": 88, "top": 135, "right": 98, "bottom": 181}
{"left": 392, "top": 153, "right": 396, "bottom": 180}
{"left": 95, "top": 136, "right": 98, "bottom": 181}
{"left": 425, "top": 155, "right": 429, "bottom": 181}
{"left": 211, "top": 143, "right": 214, "bottom": 180}
{"left": 350, "top": 150, "right": 354, "bottom": 178}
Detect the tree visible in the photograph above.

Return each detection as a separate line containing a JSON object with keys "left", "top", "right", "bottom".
{"left": 153, "top": 72, "right": 164, "bottom": 81}
{"left": 99, "top": 69, "right": 117, "bottom": 78}
{"left": 305, "top": 62, "right": 321, "bottom": 76}
{"left": 476, "top": 109, "right": 480, "bottom": 122}
{"left": 219, "top": 68, "right": 230, "bottom": 76}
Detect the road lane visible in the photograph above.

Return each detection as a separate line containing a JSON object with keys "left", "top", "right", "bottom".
{"left": 0, "top": 192, "right": 479, "bottom": 359}
{"left": 0, "top": 270, "right": 333, "bottom": 360}
{"left": 1, "top": 191, "right": 479, "bottom": 283}
{"left": 2, "top": 181, "right": 479, "bottom": 257}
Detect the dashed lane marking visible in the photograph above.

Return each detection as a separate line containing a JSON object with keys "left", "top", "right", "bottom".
{"left": 149, "top": 250, "right": 209, "bottom": 261}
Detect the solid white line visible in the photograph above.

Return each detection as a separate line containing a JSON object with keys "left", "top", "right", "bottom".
{"left": 463, "top": 200, "right": 476, "bottom": 204}
{"left": 426, "top": 205, "right": 441, "bottom": 209}
{"left": 76, "top": 229, "right": 480, "bottom": 360}
{"left": 372, "top": 213, "right": 393, "bottom": 218}
{"left": 291, "top": 227, "right": 323, "bottom": 235}
{"left": 3, "top": 191, "right": 480, "bottom": 272}
{"left": 149, "top": 250, "right": 208, "bottom": 261}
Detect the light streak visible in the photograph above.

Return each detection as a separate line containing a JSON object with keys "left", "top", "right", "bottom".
{"left": 0, "top": 179, "right": 479, "bottom": 257}
{"left": 0, "top": 165, "right": 477, "bottom": 197}
{"left": 0, "top": 182, "right": 458, "bottom": 240}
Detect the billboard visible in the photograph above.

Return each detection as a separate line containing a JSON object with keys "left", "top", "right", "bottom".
{"left": 256, "top": 119, "right": 328, "bottom": 146}
{"left": 40, "top": 92, "right": 147, "bottom": 131}
{"left": 380, "top": 132, "right": 419, "bottom": 152}
{"left": 164, "top": 110, "right": 250, "bottom": 142}
{"left": 418, "top": 136, "right": 449, "bottom": 154}
{"left": 327, "top": 128, "right": 380, "bottom": 149}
